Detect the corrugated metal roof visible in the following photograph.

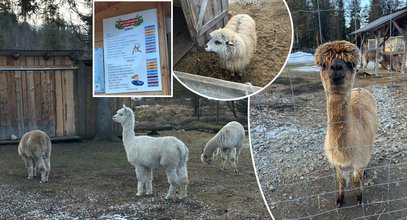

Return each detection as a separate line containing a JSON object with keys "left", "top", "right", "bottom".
{"left": 351, "top": 8, "right": 407, "bottom": 35}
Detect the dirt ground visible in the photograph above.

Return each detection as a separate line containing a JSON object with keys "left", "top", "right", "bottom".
{"left": 0, "top": 130, "right": 269, "bottom": 219}
{"left": 174, "top": 0, "right": 292, "bottom": 88}
{"left": 250, "top": 64, "right": 407, "bottom": 219}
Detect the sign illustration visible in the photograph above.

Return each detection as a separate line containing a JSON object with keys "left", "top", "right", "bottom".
{"left": 103, "top": 8, "right": 162, "bottom": 94}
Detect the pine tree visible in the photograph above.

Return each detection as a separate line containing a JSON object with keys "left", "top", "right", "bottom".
{"left": 335, "top": 0, "right": 346, "bottom": 40}
{"left": 348, "top": 0, "right": 362, "bottom": 36}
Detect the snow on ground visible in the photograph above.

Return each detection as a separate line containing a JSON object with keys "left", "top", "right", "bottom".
{"left": 292, "top": 66, "right": 319, "bottom": 72}
{"left": 287, "top": 52, "right": 314, "bottom": 64}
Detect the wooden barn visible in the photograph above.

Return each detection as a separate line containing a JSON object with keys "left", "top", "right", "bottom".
{"left": 94, "top": 1, "right": 171, "bottom": 96}
{"left": 352, "top": 8, "right": 407, "bottom": 75}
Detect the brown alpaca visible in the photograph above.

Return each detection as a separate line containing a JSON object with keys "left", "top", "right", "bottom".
{"left": 315, "top": 41, "right": 378, "bottom": 207}
{"left": 18, "top": 130, "right": 52, "bottom": 183}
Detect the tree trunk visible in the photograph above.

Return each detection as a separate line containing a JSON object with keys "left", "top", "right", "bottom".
{"left": 227, "top": 101, "right": 238, "bottom": 119}
{"left": 192, "top": 95, "right": 200, "bottom": 119}
{"left": 93, "top": 98, "right": 120, "bottom": 142}
{"left": 216, "top": 101, "right": 219, "bottom": 124}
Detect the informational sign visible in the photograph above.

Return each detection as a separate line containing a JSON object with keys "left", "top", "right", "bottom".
{"left": 103, "top": 8, "right": 162, "bottom": 94}
{"left": 94, "top": 48, "right": 105, "bottom": 94}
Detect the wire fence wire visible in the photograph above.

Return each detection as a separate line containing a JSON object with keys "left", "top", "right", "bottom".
{"left": 250, "top": 61, "right": 407, "bottom": 219}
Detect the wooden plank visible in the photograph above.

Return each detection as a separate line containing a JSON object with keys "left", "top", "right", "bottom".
{"left": 48, "top": 72, "right": 56, "bottom": 137}
{"left": 0, "top": 72, "right": 7, "bottom": 139}
{"left": 0, "top": 135, "right": 82, "bottom": 145}
{"left": 196, "top": 0, "right": 209, "bottom": 31}
{"left": 14, "top": 71, "right": 24, "bottom": 137}
{"left": 7, "top": 71, "right": 18, "bottom": 139}
{"left": 221, "top": 0, "right": 229, "bottom": 26}
{"left": 157, "top": 2, "right": 171, "bottom": 96}
{"left": 54, "top": 56, "right": 64, "bottom": 137}
{"left": 180, "top": 0, "right": 198, "bottom": 42}
{"left": 21, "top": 68, "right": 29, "bottom": 134}
{"left": 197, "top": 10, "right": 228, "bottom": 37}
{"left": 63, "top": 68, "right": 76, "bottom": 136}
{"left": 26, "top": 56, "right": 37, "bottom": 132}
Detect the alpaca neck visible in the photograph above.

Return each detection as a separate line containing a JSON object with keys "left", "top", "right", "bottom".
{"left": 121, "top": 119, "right": 137, "bottom": 153}
{"left": 326, "top": 92, "right": 352, "bottom": 145}
{"left": 204, "top": 138, "right": 218, "bottom": 155}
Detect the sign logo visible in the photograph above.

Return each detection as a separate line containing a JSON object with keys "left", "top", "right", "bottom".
{"left": 131, "top": 74, "right": 144, "bottom": 86}
{"left": 115, "top": 15, "right": 143, "bottom": 29}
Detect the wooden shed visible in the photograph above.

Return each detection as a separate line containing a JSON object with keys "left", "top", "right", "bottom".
{"left": 0, "top": 50, "right": 78, "bottom": 140}
{"left": 94, "top": 2, "right": 171, "bottom": 96}
{"left": 174, "top": 0, "right": 229, "bottom": 64}
{"left": 352, "top": 8, "right": 407, "bottom": 74}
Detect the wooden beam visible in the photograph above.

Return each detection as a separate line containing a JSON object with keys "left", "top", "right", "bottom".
{"left": 374, "top": 31, "right": 380, "bottom": 76}
{"left": 196, "top": 0, "right": 209, "bottom": 31}
{"left": 198, "top": 10, "right": 228, "bottom": 37}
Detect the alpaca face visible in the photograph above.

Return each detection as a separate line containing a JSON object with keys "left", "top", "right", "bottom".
{"left": 200, "top": 153, "right": 213, "bottom": 165}
{"left": 112, "top": 106, "right": 131, "bottom": 124}
{"left": 320, "top": 58, "right": 355, "bottom": 94}
{"left": 205, "top": 30, "right": 233, "bottom": 56}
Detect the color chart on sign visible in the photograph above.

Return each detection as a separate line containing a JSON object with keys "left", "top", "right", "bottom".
{"left": 146, "top": 58, "right": 159, "bottom": 87}
{"left": 144, "top": 25, "right": 157, "bottom": 54}
{"left": 103, "top": 8, "right": 162, "bottom": 94}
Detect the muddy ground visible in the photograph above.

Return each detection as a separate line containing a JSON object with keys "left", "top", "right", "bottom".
{"left": 250, "top": 64, "right": 407, "bottom": 219}
{"left": 174, "top": 0, "right": 292, "bottom": 88}
{"left": 0, "top": 130, "right": 269, "bottom": 219}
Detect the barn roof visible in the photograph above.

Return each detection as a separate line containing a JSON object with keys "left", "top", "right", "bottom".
{"left": 351, "top": 8, "right": 407, "bottom": 35}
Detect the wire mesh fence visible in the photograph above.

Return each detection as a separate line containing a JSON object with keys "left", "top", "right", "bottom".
{"left": 250, "top": 59, "right": 407, "bottom": 219}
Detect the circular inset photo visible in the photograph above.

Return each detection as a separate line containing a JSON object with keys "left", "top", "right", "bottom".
{"left": 173, "top": 0, "right": 293, "bottom": 100}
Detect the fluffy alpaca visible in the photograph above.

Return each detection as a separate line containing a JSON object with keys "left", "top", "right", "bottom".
{"left": 113, "top": 105, "right": 189, "bottom": 199}
{"left": 201, "top": 121, "right": 245, "bottom": 173}
{"left": 18, "top": 130, "right": 51, "bottom": 183}
{"left": 205, "top": 14, "right": 256, "bottom": 76}
{"left": 315, "top": 41, "right": 378, "bottom": 207}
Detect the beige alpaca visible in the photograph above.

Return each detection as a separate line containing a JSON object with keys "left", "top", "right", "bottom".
{"left": 315, "top": 41, "right": 378, "bottom": 207}
{"left": 18, "top": 130, "right": 52, "bottom": 183}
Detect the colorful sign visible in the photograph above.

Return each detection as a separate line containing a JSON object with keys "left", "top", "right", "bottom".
{"left": 103, "top": 8, "right": 162, "bottom": 94}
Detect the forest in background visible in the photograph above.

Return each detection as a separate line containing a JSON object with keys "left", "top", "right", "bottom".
{"left": 287, "top": 0, "right": 407, "bottom": 50}
{"left": 0, "top": 0, "right": 91, "bottom": 50}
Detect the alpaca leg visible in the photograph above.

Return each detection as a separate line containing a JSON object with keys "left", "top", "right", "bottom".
{"left": 229, "top": 151, "right": 238, "bottom": 173}
{"left": 353, "top": 169, "right": 364, "bottom": 205}
{"left": 43, "top": 157, "right": 51, "bottom": 182}
{"left": 23, "top": 157, "right": 34, "bottom": 179}
{"left": 145, "top": 168, "right": 153, "bottom": 195}
{"left": 164, "top": 168, "right": 178, "bottom": 200}
{"left": 34, "top": 155, "right": 47, "bottom": 183}
{"left": 135, "top": 166, "right": 146, "bottom": 196}
{"left": 235, "top": 146, "right": 243, "bottom": 167}
{"left": 177, "top": 164, "right": 189, "bottom": 199}
{"left": 335, "top": 166, "right": 347, "bottom": 207}
{"left": 219, "top": 149, "right": 228, "bottom": 171}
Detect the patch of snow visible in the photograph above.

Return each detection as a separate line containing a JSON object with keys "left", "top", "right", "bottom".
{"left": 292, "top": 66, "right": 319, "bottom": 72}
{"left": 288, "top": 52, "right": 314, "bottom": 64}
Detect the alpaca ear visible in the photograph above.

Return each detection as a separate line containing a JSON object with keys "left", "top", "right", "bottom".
{"left": 123, "top": 104, "right": 127, "bottom": 108}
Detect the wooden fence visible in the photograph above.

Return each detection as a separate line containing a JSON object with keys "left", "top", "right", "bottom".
{"left": 180, "top": 0, "right": 228, "bottom": 46}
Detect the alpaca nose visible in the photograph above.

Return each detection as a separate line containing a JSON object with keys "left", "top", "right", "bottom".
{"left": 330, "top": 63, "right": 345, "bottom": 84}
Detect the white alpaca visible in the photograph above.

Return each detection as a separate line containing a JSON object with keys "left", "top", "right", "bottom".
{"left": 18, "top": 130, "right": 51, "bottom": 183}
{"left": 201, "top": 121, "right": 245, "bottom": 172}
{"left": 205, "top": 14, "right": 257, "bottom": 76}
{"left": 113, "top": 105, "right": 189, "bottom": 199}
